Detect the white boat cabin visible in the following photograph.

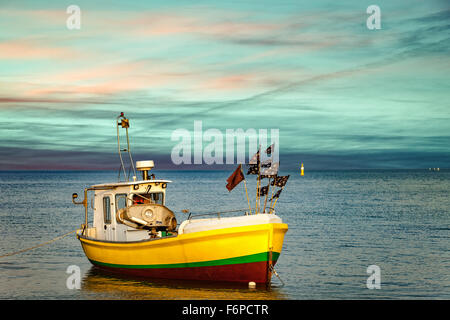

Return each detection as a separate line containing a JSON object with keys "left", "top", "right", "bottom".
{"left": 72, "top": 158, "right": 178, "bottom": 243}
{"left": 91, "top": 179, "right": 174, "bottom": 242}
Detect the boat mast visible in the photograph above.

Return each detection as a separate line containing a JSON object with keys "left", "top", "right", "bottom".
{"left": 117, "top": 112, "right": 137, "bottom": 182}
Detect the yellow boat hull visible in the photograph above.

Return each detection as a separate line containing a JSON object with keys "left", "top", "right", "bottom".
{"left": 77, "top": 221, "right": 288, "bottom": 283}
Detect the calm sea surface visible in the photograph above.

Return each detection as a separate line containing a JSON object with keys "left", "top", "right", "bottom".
{"left": 0, "top": 170, "right": 449, "bottom": 299}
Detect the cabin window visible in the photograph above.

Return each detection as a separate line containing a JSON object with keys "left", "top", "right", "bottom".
{"left": 151, "top": 192, "right": 164, "bottom": 205}
{"left": 103, "top": 196, "right": 111, "bottom": 224}
{"left": 132, "top": 192, "right": 164, "bottom": 205}
{"left": 115, "top": 193, "right": 128, "bottom": 212}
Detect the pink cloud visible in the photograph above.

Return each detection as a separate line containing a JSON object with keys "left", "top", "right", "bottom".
{"left": 201, "top": 74, "right": 257, "bottom": 91}
{"left": 195, "top": 71, "right": 299, "bottom": 94}
{"left": 21, "top": 59, "right": 197, "bottom": 99}
{"left": 0, "top": 7, "right": 359, "bottom": 105}
{"left": 0, "top": 40, "right": 78, "bottom": 60}
{"left": 105, "top": 9, "right": 282, "bottom": 39}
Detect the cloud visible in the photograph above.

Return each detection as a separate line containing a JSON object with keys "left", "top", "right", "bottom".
{"left": 0, "top": 97, "right": 115, "bottom": 105}
{"left": 0, "top": 40, "right": 79, "bottom": 60}
{"left": 1, "top": 2, "right": 449, "bottom": 170}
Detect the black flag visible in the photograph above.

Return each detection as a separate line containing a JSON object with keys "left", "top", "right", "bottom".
{"left": 265, "top": 143, "right": 274, "bottom": 155}
{"left": 260, "top": 162, "right": 279, "bottom": 178}
{"left": 261, "top": 159, "right": 272, "bottom": 168}
{"left": 259, "top": 185, "right": 269, "bottom": 197}
{"left": 249, "top": 148, "right": 260, "bottom": 165}
{"left": 247, "top": 164, "right": 259, "bottom": 175}
{"left": 270, "top": 189, "right": 283, "bottom": 201}
{"left": 271, "top": 175, "right": 290, "bottom": 187}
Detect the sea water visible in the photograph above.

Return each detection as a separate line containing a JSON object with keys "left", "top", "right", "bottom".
{"left": 0, "top": 170, "right": 449, "bottom": 299}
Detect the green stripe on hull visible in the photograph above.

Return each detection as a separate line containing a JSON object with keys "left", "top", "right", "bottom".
{"left": 89, "top": 251, "right": 280, "bottom": 269}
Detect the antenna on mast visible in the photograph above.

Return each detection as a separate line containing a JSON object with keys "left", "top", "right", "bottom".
{"left": 116, "top": 112, "right": 137, "bottom": 182}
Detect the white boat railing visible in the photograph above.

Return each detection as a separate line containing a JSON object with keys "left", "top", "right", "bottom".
{"left": 183, "top": 207, "right": 275, "bottom": 221}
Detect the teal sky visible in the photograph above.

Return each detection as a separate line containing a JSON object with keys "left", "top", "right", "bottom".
{"left": 0, "top": 0, "right": 449, "bottom": 169}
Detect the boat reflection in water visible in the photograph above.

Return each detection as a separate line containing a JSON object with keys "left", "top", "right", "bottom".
{"left": 81, "top": 266, "right": 287, "bottom": 300}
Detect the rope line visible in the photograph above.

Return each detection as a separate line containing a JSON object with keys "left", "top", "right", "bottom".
{"left": 0, "top": 208, "right": 263, "bottom": 258}
{"left": 0, "top": 229, "right": 78, "bottom": 259}
{"left": 269, "top": 264, "right": 285, "bottom": 287}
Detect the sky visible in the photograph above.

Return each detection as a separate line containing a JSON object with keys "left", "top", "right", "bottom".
{"left": 0, "top": 0, "right": 449, "bottom": 170}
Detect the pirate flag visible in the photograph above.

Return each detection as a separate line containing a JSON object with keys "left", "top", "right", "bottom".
{"left": 265, "top": 143, "right": 274, "bottom": 155}
{"left": 261, "top": 159, "right": 272, "bottom": 168}
{"left": 271, "top": 175, "right": 290, "bottom": 187}
{"left": 247, "top": 164, "right": 259, "bottom": 175}
{"left": 261, "top": 162, "right": 279, "bottom": 178}
{"left": 249, "top": 148, "right": 260, "bottom": 165}
{"left": 259, "top": 185, "right": 269, "bottom": 197}
{"left": 270, "top": 189, "right": 283, "bottom": 201}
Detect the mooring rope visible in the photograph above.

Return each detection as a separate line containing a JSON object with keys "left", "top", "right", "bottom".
{"left": 269, "top": 264, "right": 285, "bottom": 287}
{"left": 0, "top": 229, "right": 78, "bottom": 259}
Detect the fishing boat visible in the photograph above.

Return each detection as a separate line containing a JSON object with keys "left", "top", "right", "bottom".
{"left": 73, "top": 113, "right": 288, "bottom": 284}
